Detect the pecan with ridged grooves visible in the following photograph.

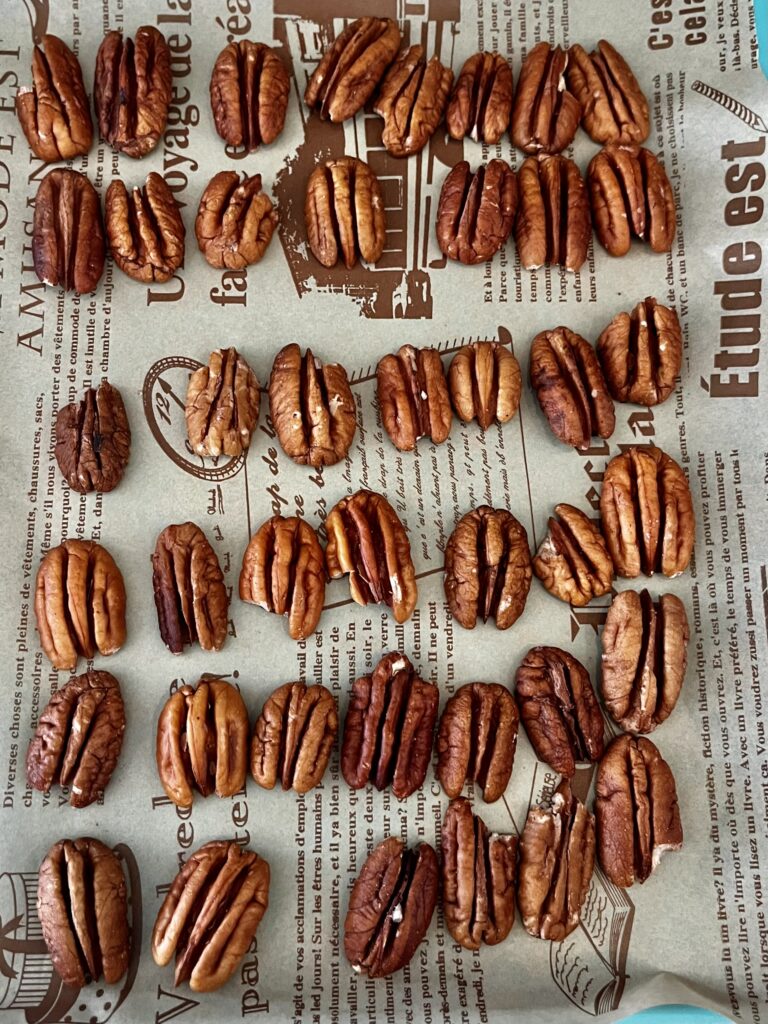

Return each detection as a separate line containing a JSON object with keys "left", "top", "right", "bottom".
{"left": 16, "top": 34, "right": 92, "bottom": 161}
{"left": 533, "top": 503, "right": 614, "bottom": 605}
{"left": 305, "top": 156, "right": 386, "bottom": 269}
{"left": 196, "top": 171, "right": 278, "bottom": 270}
{"left": 511, "top": 43, "right": 580, "bottom": 154}
{"left": 33, "top": 168, "right": 105, "bottom": 294}
{"left": 515, "top": 155, "right": 591, "bottom": 272}
{"left": 446, "top": 51, "right": 513, "bottom": 144}
{"left": 436, "top": 160, "right": 517, "bottom": 265}
{"left": 55, "top": 381, "right": 131, "bottom": 494}
{"left": 210, "top": 40, "right": 290, "bottom": 150}
{"left": 567, "top": 40, "right": 650, "bottom": 145}
{"left": 374, "top": 45, "right": 453, "bottom": 157}
{"left": 185, "top": 347, "right": 261, "bottom": 458}
{"left": 376, "top": 344, "right": 452, "bottom": 452}
{"left": 597, "top": 297, "right": 682, "bottom": 406}
{"left": 448, "top": 341, "right": 521, "bottom": 429}
{"left": 105, "top": 172, "right": 185, "bottom": 283}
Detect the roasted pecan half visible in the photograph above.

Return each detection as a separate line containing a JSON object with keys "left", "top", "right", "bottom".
{"left": 105, "top": 172, "right": 185, "bottom": 283}
{"left": 533, "top": 503, "right": 614, "bottom": 605}
{"left": 595, "top": 733, "right": 683, "bottom": 887}
{"left": 441, "top": 798, "right": 517, "bottom": 950}
{"left": 444, "top": 506, "right": 531, "bottom": 630}
{"left": 436, "top": 681, "right": 519, "bottom": 802}
{"left": 376, "top": 344, "right": 452, "bottom": 452}
{"left": 55, "top": 381, "right": 131, "bottom": 494}
{"left": 305, "top": 156, "right": 386, "bottom": 269}
{"left": 599, "top": 446, "right": 695, "bottom": 578}
{"left": 341, "top": 652, "right": 438, "bottom": 800}
{"left": 152, "top": 840, "right": 270, "bottom": 992}
{"left": 38, "top": 838, "right": 129, "bottom": 987}
{"left": 210, "top": 40, "right": 290, "bottom": 150}
{"left": 597, "top": 297, "right": 682, "bottom": 406}
{"left": 185, "top": 347, "right": 260, "bottom": 458}
{"left": 26, "top": 670, "right": 125, "bottom": 808}
{"left": 448, "top": 341, "right": 521, "bottom": 429}
{"left": 33, "top": 168, "right": 105, "bottom": 294}
{"left": 251, "top": 680, "right": 338, "bottom": 793}
{"left": 446, "top": 51, "right": 513, "bottom": 144}
{"left": 601, "top": 589, "right": 689, "bottom": 733}
{"left": 511, "top": 43, "right": 580, "bottom": 154}
{"left": 94, "top": 26, "right": 172, "bottom": 157}
{"left": 518, "top": 779, "right": 596, "bottom": 940}
{"left": 151, "top": 522, "right": 229, "bottom": 654}
{"left": 588, "top": 145, "right": 676, "bottom": 256}
{"left": 269, "top": 343, "right": 356, "bottom": 467}
{"left": 16, "top": 34, "right": 92, "bottom": 162}
{"left": 196, "top": 171, "right": 278, "bottom": 270}
{"left": 304, "top": 16, "right": 401, "bottom": 122}
{"left": 515, "top": 647, "right": 604, "bottom": 777}
{"left": 35, "top": 539, "right": 126, "bottom": 671}
{"left": 344, "top": 837, "right": 438, "bottom": 978}
{"left": 325, "top": 490, "right": 417, "bottom": 623}
{"left": 515, "top": 155, "right": 591, "bottom": 272}
{"left": 373, "top": 46, "right": 453, "bottom": 157}
{"left": 567, "top": 40, "right": 649, "bottom": 145}
{"left": 240, "top": 515, "right": 325, "bottom": 640}
{"left": 156, "top": 678, "right": 248, "bottom": 807}
{"left": 436, "top": 160, "right": 517, "bottom": 265}
{"left": 530, "top": 327, "right": 615, "bottom": 450}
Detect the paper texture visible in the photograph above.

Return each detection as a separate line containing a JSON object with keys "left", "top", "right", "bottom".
{"left": 0, "top": 1, "right": 766, "bottom": 1022}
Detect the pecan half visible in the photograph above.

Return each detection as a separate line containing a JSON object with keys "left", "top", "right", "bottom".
{"left": 588, "top": 144, "right": 676, "bottom": 256}
{"left": 376, "top": 344, "right": 452, "bottom": 452}
{"left": 239, "top": 515, "right": 325, "bottom": 641}
{"left": 530, "top": 327, "right": 615, "bottom": 450}
{"left": 515, "top": 155, "right": 591, "bottom": 272}
{"left": 55, "top": 381, "right": 131, "bottom": 494}
{"left": 601, "top": 590, "right": 689, "bottom": 734}
{"left": 595, "top": 733, "right": 683, "bottom": 887}
{"left": 26, "top": 670, "right": 125, "bottom": 808}
{"left": 94, "top": 26, "right": 172, "bottom": 157}
{"left": 152, "top": 840, "right": 270, "bottom": 992}
{"left": 305, "top": 157, "right": 386, "bottom": 269}
{"left": 304, "top": 17, "right": 401, "bottom": 122}
{"left": 32, "top": 168, "right": 105, "bottom": 294}
{"left": 344, "top": 837, "right": 438, "bottom": 978}
{"left": 210, "top": 40, "right": 290, "bottom": 150}
{"left": 599, "top": 446, "right": 695, "bottom": 578}
{"left": 444, "top": 506, "right": 532, "bottom": 630}
{"left": 325, "top": 490, "right": 417, "bottom": 623}
{"left": 38, "top": 838, "right": 129, "bottom": 988}
{"left": 436, "top": 160, "right": 517, "bottom": 265}
{"left": 533, "top": 503, "right": 614, "bottom": 605}
{"left": 185, "top": 347, "right": 260, "bottom": 458}
{"left": 341, "top": 652, "right": 438, "bottom": 800}
{"left": 251, "top": 680, "right": 338, "bottom": 793}
{"left": 446, "top": 51, "right": 513, "bottom": 144}
{"left": 448, "top": 341, "right": 521, "bottom": 429}
{"left": 35, "top": 540, "right": 126, "bottom": 671}
{"left": 597, "top": 297, "right": 682, "bottom": 406}
{"left": 515, "top": 647, "right": 604, "bottom": 777}
{"left": 567, "top": 40, "right": 649, "bottom": 145}
{"left": 106, "top": 172, "right": 185, "bottom": 283}
{"left": 16, "top": 34, "right": 92, "bottom": 162}
{"left": 511, "top": 43, "right": 580, "bottom": 154}
{"left": 373, "top": 46, "right": 453, "bottom": 157}
{"left": 441, "top": 798, "right": 517, "bottom": 950}
{"left": 518, "top": 779, "right": 596, "bottom": 940}
{"left": 196, "top": 171, "right": 278, "bottom": 270}
{"left": 156, "top": 678, "right": 248, "bottom": 807}
{"left": 151, "top": 522, "right": 229, "bottom": 654}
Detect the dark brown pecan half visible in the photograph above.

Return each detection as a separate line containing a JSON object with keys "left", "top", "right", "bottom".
{"left": 533, "top": 502, "right": 614, "bottom": 606}
{"left": 210, "top": 40, "right": 290, "bottom": 150}
{"left": 94, "top": 26, "right": 172, "bottom": 158}
{"left": 595, "top": 733, "right": 683, "bottom": 887}
{"left": 185, "top": 347, "right": 260, "bottom": 458}
{"left": 444, "top": 506, "right": 532, "bottom": 630}
{"left": 446, "top": 51, "right": 513, "bottom": 144}
{"left": 530, "top": 327, "right": 615, "bottom": 450}
{"left": 38, "top": 838, "right": 129, "bottom": 988}
{"left": 518, "top": 779, "right": 596, "bottom": 940}
{"left": 515, "top": 155, "right": 591, "bottom": 272}
{"left": 567, "top": 40, "right": 650, "bottom": 145}
{"left": 151, "top": 522, "right": 229, "bottom": 654}
{"left": 152, "top": 840, "right": 270, "bottom": 992}
{"left": 597, "top": 297, "right": 682, "bottom": 406}
{"left": 305, "top": 157, "right": 386, "bottom": 269}
{"left": 105, "top": 172, "right": 185, "bottom": 283}
{"left": 373, "top": 46, "right": 453, "bottom": 157}
{"left": 436, "top": 160, "right": 518, "bottom": 265}
{"left": 376, "top": 344, "right": 452, "bottom": 452}
{"left": 448, "top": 341, "right": 522, "bottom": 429}
{"left": 341, "top": 652, "right": 438, "bottom": 800}
{"left": 35, "top": 540, "right": 126, "bottom": 671}
{"left": 16, "top": 34, "right": 92, "bottom": 162}
{"left": 55, "top": 381, "right": 131, "bottom": 494}
{"left": 601, "top": 590, "right": 689, "bottom": 733}
{"left": 344, "top": 837, "right": 438, "bottom": 978}
{"left": 33, "top": 168, "right": 105, "bottom": 294}
{"left": 26, "top": 670, "right": 125, "bottom": 808}
{"left": 325, "top": 490, "right": 417, "bottom": 623}
{"left": 251, "top": 681, "right": 338, "bottom": 794}
{"left": 600, "top": 446, "right": 695, "bottom": 578}
{"left": 588, "top": 144, "right": 676, "bottom": 256}
{"left": 511, "top": 43, "right": 581, "bottom": 154}
{"left": 441, "top": 798, "right": 517, "bottom": 950}
{"left": 515, "top": 647, "right": 604, "bottom": 777}
{"left": 304, "top": 17, "right": 401, "bottom": 122}
{"left": 196, "top": 171, "right": 278, "bottom": 270}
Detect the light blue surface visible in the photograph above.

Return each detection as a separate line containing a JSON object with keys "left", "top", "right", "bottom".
{"left": 757, "top": 0, "right": 768, "bottom": 77}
